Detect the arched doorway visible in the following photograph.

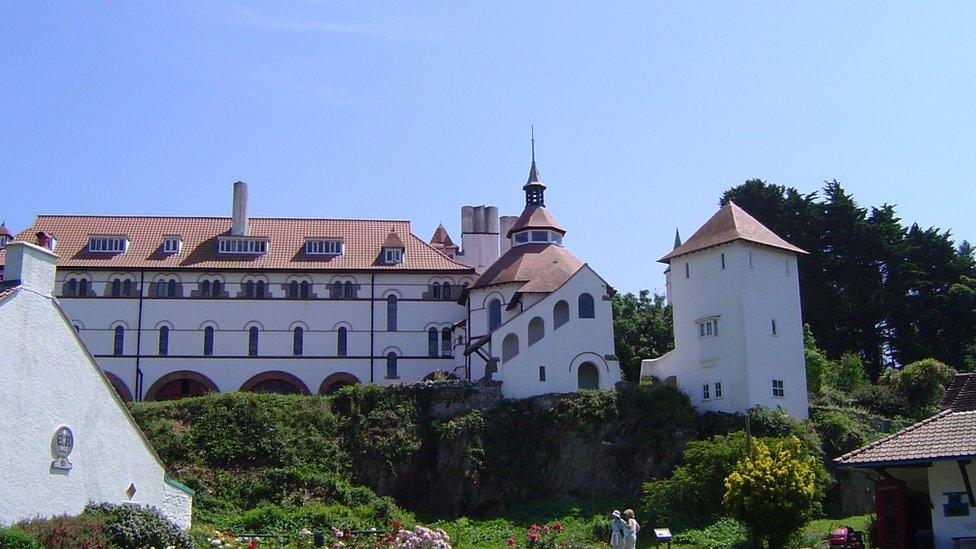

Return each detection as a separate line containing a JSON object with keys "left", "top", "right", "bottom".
{"left": 240, "top": 371, "right": 310, "bottom": 395}
{"left": 144, "top": 371, "right": 218, "bottom": 401}
{"left": 577, "top": 362, "right": 599, "bottom": 390}
{"left": 318, "top": 372, "right": 361, "bottom": 395}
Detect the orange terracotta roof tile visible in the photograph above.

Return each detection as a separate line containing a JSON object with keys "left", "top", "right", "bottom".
{"left": 381, "top": 230, "right": 406, "bottom": 249}
{"left": 506, "top": 206, "right": 565, "bottom": 237}
{"left": 659, "top": 201, "right": 807, "bottom": 263}
{"left": 430, "top": 224, "right": 455, "bottom": 247}
{"left": 835, "top": 410, "right": 976, "bottom": 466}
{"left": 472, "top": 243, "right": 583, "bottom": 292}
{"left": 0, "top": 216, "right": 473, "bottom": 273}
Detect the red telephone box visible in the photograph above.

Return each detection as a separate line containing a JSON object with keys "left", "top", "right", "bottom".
{"left": 875, "top": 479, "right": 909, "bottom": 549}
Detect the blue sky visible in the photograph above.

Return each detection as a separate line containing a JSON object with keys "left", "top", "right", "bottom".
{"left": 2, "top": 2, "right": 974, "bottom": 293}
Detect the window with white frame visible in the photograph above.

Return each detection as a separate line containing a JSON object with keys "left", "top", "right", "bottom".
{"left": 162, "top": 236, "right": 182, "bottom": 254}
{"left": 217, "top": 237, "right": 268, "bottom": 255}
{"left": 305, "top": 239, "right": 343, "bottom": 255}
{"left": 772, "top": 379, "right": 785, "bottom": 397}
{"left": 697, "top": 317, "right": 719, "bottom": 338}
{"left": 384, "top": 248, "right": 403, "bottom": 264}
{"left": 89, "top": 236, "right": 128, "bottom": 253}
{"left": 714, "top": 381, "right": 723, "bottom": 399}
{"left": 702, "top": 384, "right": 711, "bottom": 400}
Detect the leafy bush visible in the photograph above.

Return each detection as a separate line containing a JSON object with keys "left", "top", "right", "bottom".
{"left": 850, "top": 384, "right": 909, "bottom": 418}
{"left": 804, "top": 324, "right": 833, "bottom": 396}
{"left": 833, "top": 352, "right": 870, "bottom": 393}
{"left": 85, "top": 502, "right": 191, "bottom": 549}
{"left": 672, "top": 517, "right": 748, "bottom": 548}
{"left": 0, "top": 526, "right": 42, "bottom": 549}
{"left": 723, "top": 437, "right": 819, "bottom": 549}
{"left": 880, "top": 358, "right": 957, "bottom": 416}
{"left": 809, "top": 408, "right": 878, "bottom": 460}
{"left": 15, "top": 513, "right": 111, "bottom": 549}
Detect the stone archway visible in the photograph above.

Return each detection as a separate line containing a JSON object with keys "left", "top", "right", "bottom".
{"left": 318, "top": 372, "right": 361, "bottom": 395}
{"left": 102, "top": 371, "right": 133, "bottom": 402}
{"left": 240, "top": 371, "right": 310, "bottom": 395}
{"left": 577, "top": 362, "right": 599, "bottom": 390}
{"left": 144, "top": 370, "right": 218, "bottom": 401}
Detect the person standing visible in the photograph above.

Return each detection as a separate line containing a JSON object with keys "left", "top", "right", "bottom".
{"left": 622, "top": 509, "right": 640, "bottom": 549}
{"left": 609, "top": 510, "right": 625, "bottom": 549}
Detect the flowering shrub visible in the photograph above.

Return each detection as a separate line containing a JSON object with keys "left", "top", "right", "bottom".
{"left": 392, "top": 525, "right": 452, "bottom": 548}
{"left": 507, "top": 522, "right": 565, "bottom": 549}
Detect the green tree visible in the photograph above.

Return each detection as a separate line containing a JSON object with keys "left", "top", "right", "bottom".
{"left": 833, "top": 352, "right": 869, "bottom": 393}
{"left": 803, "top": 325, "right": 832, "bottom": 396}
{"left": 880, "top": 358, "right": 957, "bottom": 415}
{"left": 723, "top": 437, "right": 819, "bottom": 549}
{"left": 612, "top": 290, "right": 673, "bottom": 382}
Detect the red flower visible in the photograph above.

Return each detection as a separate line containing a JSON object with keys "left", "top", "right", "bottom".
{"left": 248, "top": 540, "right": 258, "bottom": 549}
{"left": 392, "top": 520, "right": 402, "bottom": 531}
{"left": 543, "top": 526, "right": 550, "bottom": 533}
{"left": 528, "top": 532, "right": 539, "bottom": 542}
{"left": 553, "top": 522, "right": 564, "bottom": 532}
{"left": 508, "top": 535, "right": 517, "bottom": 546}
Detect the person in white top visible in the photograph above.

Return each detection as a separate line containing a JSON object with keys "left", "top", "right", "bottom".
{"left": 622, "top": 509, "right": 640, "bottom": 549}
{"left": 609, "top": 510, "right": 625, "bottom": 549}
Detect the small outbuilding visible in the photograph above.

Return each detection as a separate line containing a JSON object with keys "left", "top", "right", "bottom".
{"left": 835, "top": 373, "right": 976, "bottom": 549}
{"left": 0, "top": 241, "right": 192, "bottom": 529}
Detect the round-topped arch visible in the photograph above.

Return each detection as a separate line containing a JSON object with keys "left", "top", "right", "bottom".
{"left": 144, "top": 370, "right": 218, "bottom": 401}
{"left": 240, "top": 371, "right": 310, "bottom": 395}
{"left": 319, "top": 372, "right": 361, "bottom": 394}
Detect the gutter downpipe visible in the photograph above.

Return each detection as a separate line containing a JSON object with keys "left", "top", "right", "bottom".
{"left": 135, "top": 269, "right": 145, "bottom": 400}
{"left": 369, "top": 273, "right": 375, "bottom": 383}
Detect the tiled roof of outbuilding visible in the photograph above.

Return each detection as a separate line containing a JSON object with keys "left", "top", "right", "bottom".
{"left": 941, "top": 373, "right": 976, "bottom": 412}
{"left": 659, "top": 202, "right": 807, "bottom": 263}
{"left": 0, "top": 216, "right": 472, "bottom": 273}
{"left": 472, "top": 243, "right": 582, "bottom": 292}
{"left": 834, "top": 410, "right": 976, "bottom": 466}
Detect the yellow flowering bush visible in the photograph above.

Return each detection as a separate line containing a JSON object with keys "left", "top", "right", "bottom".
{"left": 722, "top": 436, "right": 817, "bottom": 549}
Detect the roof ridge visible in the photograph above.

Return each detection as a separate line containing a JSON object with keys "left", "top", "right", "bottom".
{"left": 33, "top": 214, "right": 413, "bottom": 223}
{"left": 835, "top": 409, "right": 954, "bottom": 462}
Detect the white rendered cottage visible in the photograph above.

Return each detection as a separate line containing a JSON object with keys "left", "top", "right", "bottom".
{"left": 0, "top": 242, "right": 192, "bottom": 528}
{"left": 641, "top": 202, "right": 809, "bottom": 419}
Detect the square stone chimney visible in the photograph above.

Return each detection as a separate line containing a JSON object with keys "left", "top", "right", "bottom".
{"left": 231, "top": 180, "right": 249, "bottom": 236}
{"left": 2, "top": 241, "right": 58, "bottom": 295}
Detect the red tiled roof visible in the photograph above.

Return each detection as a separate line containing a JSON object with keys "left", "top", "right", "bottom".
{"left": 430, "top": 224, "right": 455, "bottom": 248}
{"left": 381, "top": 230, "right": 406, "bottom": 249}
{"left": 835, "top": 410, "right": 976, "bottom": 466}
{"left": 506, "top": 206, "right": 565, "bottom": 238}
{"left": 941, "top": 373, "right": 976, "bottom": 412}
{"left": 0, "top": 216, "right": 472, "bottom": 272}
{"left": 472, "top": 243, "right": 583, "bottom": 292}
{"left": 659, "top": 202, "right": 807, "bottom": 263}
{"left": 0, "top": 223, "right": 11, "bottom": 237}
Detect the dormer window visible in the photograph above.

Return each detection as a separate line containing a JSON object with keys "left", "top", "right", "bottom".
{"left": 163, "top": 236, "right": 182, "bottom": 254}
{"left": 305, "top": 239, "right": 343, "bottom": 256}
{"left": 512, "top": 229, "right": 562, "bottom": 247}
{"left": 217, "top": 236, "right": 268, "bottom": 255}
{"left": 89, "top": 236, "right": 128, "bottom": 253}
{"left": 384, "top": 248, "right": 403, "bottom": 264}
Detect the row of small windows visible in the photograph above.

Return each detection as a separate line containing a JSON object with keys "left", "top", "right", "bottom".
{"left": 694, "top": 317, "right": 779, "bottom": 338}
{"left": 512, "top": 229, "right": 563, "bottom": 247}
{"left": 114, "top": 325, "right": 351, "bottom": 357}
{"left": 499, "top": 294, "right": 597, "bottom": 363}
{"left": 427, "top": 328, "right": 453, "bottom": 357}
{"left": 86, "top": 235, "right": 375, "bottom": 259}
{"left": 488, "top": 293, "right": 593, "bottom": 334}
{"left": 429, "top": 282, "right": 456, "bottom": 300}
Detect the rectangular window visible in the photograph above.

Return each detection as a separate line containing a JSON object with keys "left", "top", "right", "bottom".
{"left": 702, "top": 384, "right": 711, "bottom": 400}
{"left": 697, "top": 318, "right": 719, "bottom": 338}
{"left": 514, "top": 232, "right": 529, "bottom": 244}
{"left": 772, "top": 379, "right": 785, "bottom": 398}
{"left": 714, "top": 382, "right": 723, "bottom": 399}
{"left": 749, "top": 251, "right": 754, "bottom": 267}
{"left": 530, "top": 230, "right": 549, "bottom": 242}
{"left": 721, "top": 253, "right": 725, "bottom": 269}
{"left": 685, "top": 262, "right": 690, "bottom": 278}
{"left": 384, "top": 248, "right": 403, "bottom": 264}
{"left": 162, "top": 237, "right": 182, "bottom": 254}
{"left": 539, "top": 366, "right": 546, "bottom": 382}
{"left": 218, "top": 237, "right": 268, "bottom": 255}
{"left": 89, "top": 236, "right": 128, "bottom": 253}
{"left": 305, "top": 239, "right": 343, "bottom": 255}
{"left": 771, "top": 319, "right": 778, "bottom": 336}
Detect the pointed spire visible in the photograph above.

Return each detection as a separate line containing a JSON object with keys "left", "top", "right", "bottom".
{"left": 526, "top": 125, "right": 541, "bottom": 185}
{"left": 673, "top": 228, "right": 682, "bottom": 249}
{"left": 523, "top": 126, "right": 546, "bottom": 207}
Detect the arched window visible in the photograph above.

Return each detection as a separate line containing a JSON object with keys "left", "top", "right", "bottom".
{"left": 386, "top": 352, "right": 398, "bottom": 379}
{"left": 300, "top": 281, "right": 310, "bottom": 299}
{"left": 203, "top": 326, "right": 215, "bottom": 356}
{"left": 488, "top": 299, "right": 502, "bottom": 331}
{"left": 502, "top": 333, "right": 519, "bottom": 363}
{"left": 428, "top": 328, "right": 439, "bottom": 357}
{"left": 111, "top": 278, "right": 121, "bottom": 297}
{"left": 431, "top": 283, "right": 441, "bottom": 300}
{"left": 155, "top": 280, "right": 166, "bottom": 297}
{"left": 244, "top": 280, "right": 255, "bottom": 298}
{"left": 212, "top": 280, "right": 222, "bottom": 297}
{"left": 201, "top": 280, "right": 211, "bottom": 297}
{"left": 293, "top": 327, "right": 304, "bottom": 356}
{"left": 248, "top": 326, "right": 259, "bottom": 356}
{"left": 256, "top": 280, "right": 266, "bottom": 298}
{"left": 441, "top": 328, "right": 452, "bottom": 356}
{"left": 122, "top": 279, "right": 133, "bottom": 297}
{"left": 337, "top": 327, "right": 348, "bottom": 357}
{"left": 554, "top": 300, "right": 570, "bottom": 329}
{"left": 289, "top": 280, "right": 299, "bottom": 299}
{"left": 344, "top": 281, "right": 354, "bottom": 299}
{"left": 578, "top": 362, "right": 599, "bottom": 389}
{"left": 113, "top": 326, "right": 124, "bottom": 356}
{"left": 442, "top": 282, "right": 452, "bottom": 300}
{"left": 332, "top": 281, "right": 342, "bottom": 299}
{"left": 578, "top": 293, "right": 595, "bottom": 319}
{"left": 167, "top": 278, "right": 177, "bottom": 298}
{"left": 387, "top": 295, "right": 398, "bottom": 331}
{"left": 78, "top": 278, "right": 90, "bottom": 297}
{"left": 65, "top": 278, "right": 78, "bottom": 296}
{"left": 528, "top": 316, "right": 545, "bottom": 346}
{"left": 158, "top": 326, "right": 169, "bottom": 356}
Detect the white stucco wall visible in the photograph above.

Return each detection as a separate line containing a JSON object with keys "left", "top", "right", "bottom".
{"left": 927, "top": 460, "right": 976, "bottom": 548}
{"left": 0, "top": 258, "right": 191, "bottom": 527}
{"left": 642, "top": 241, "right": 808, "bottom": 419}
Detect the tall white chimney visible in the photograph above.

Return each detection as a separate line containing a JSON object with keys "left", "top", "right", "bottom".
{"left": 231, "top": 181, "right": 249, "bottom": 236}
{"left": 3, "top": 241, "right": 58, "bottom": 295}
